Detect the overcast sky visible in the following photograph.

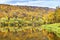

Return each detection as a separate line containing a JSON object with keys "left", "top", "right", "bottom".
{"left": 0, "top": 0, "right": 60, "bottom": 8}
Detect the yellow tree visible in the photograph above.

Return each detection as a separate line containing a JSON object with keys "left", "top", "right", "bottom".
{"left": 55, "top": 7, "right": 60, "bottom": 22}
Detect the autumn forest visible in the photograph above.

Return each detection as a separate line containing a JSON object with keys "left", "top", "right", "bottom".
{"left": 0, "top": 4, "right": 60, "bottom": 40}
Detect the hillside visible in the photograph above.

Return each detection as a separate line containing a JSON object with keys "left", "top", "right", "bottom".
{"left": 0, "top": 4, "right": 55, "bottom": 26}
{"left": 0, "top": 4, "right": 55, "bottom": 18}
{"left": 0, "top": 4, "right": 60, "bottom": 40}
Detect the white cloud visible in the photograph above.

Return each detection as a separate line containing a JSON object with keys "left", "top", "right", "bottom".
{"left": 0, "top": 0, "right": 59, "bottom": 8}
{"left": 0, "top": 0, "right": 12, "bottom": 3}
{"left": 9, "top": 1, "right": 59, "bottom": 8}
{"left": 11, "top": 2, "right": 27, "bottom": 5}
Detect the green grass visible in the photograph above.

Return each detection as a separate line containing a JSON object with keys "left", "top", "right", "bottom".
{"left": 41, "top": 23, "right": 60, "bottom": 37}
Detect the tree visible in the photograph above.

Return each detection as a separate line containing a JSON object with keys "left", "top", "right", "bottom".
{"left": 55, "top": 7, "right": 60, "bottom": 22}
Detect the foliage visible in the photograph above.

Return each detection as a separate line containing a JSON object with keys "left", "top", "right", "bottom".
{"left": 0, "top": 4, "right": 60, "bottom": 40}
{"left": 41, "top": 23, "right": 60, "bottom": 38}
{"left": 54, "top": 7, "right": 60, "bottom": 23}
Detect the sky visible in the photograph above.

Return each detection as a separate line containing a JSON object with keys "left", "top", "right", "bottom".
{"left": 0, "top": 0, "right": 60, "bottom": 8}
